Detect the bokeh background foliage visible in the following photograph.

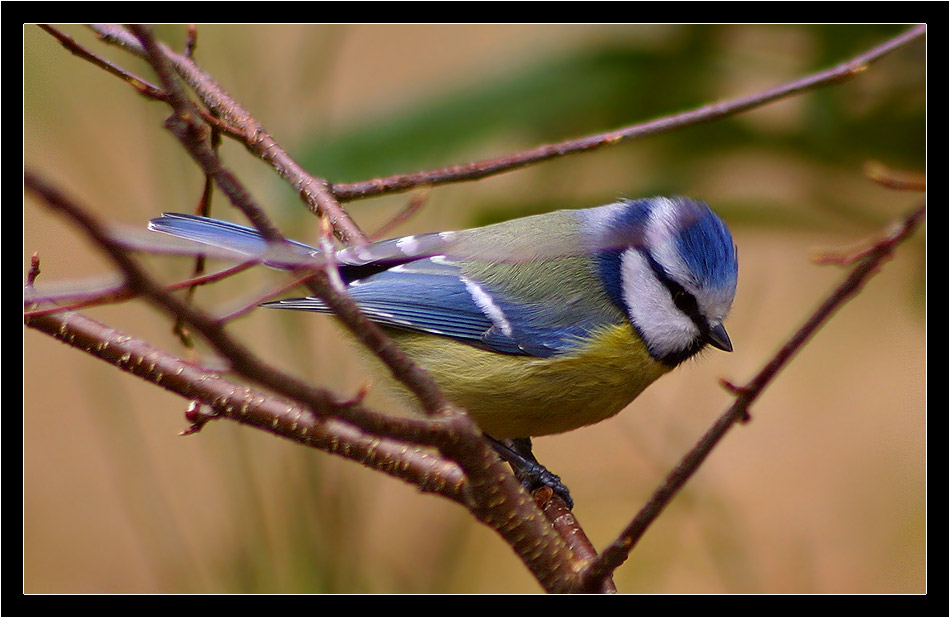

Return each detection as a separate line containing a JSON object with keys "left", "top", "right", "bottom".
{"left": 24, "top": 24, "right": 924, "bottom": 593}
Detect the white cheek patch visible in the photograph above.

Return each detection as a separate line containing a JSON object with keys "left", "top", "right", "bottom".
{"left": 620, "top": 249, "right": 698, "bottom": 358}
{"left": 461, "top": 277, "right": 513, "bottom": 338}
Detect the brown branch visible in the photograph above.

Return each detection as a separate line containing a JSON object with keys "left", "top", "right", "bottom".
{"left": 39, "top": 25, "right": 241, "bottom": 137}
{"left": 84, "top": 24, "right": 924, "bottom": 209}
{"left": 369, "top": 190, "right": 431, "bottom": 241}
{"left": 125, "top": 25, "right": 454, "bottom": 421}
{"left": 23, "top": 261, "right": 256, "bottom": 317}
{"left": 24, "top": 167, "right": 585, "bottom": 593}
{"left": 108, "top": 31, "right": 587, "bottom": 587}
{"left": 89, "top": 23, "right": 367, "bottom": 246}
{"left": 111, "top": 40, "right": 568, "bottom": 558}
{"left": 24, "top": 169, "right": 446, "bottom": 446}
{"left": 23, "top": 304, "right": 468, "bottom": 499}
{"left": 126, "top": 26, "right": 284, "bottom": 243}
{"left": 28, "top": 25, "right": 924, "bottom": 593}
{"left": 579, "top": 202, "right": 926, "bottom": 592}
{"left": 329, "top": 25, "right": 926, "bottom": 200}
{"left": 40, "top": 24, "right": 165, "bottom": 99}
{"left": 864, "top": 160, "right": 927, "bottom": 192}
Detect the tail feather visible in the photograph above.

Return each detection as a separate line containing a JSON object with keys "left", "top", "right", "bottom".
{"left": 148, "top": 213, "right": 320, "bottom": 267}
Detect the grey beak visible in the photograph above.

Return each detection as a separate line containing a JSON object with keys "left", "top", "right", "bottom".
{"left": 706, "top": 322, "right": 733, "bottom": 352}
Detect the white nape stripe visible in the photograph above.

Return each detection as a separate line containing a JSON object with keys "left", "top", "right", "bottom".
{"left": 644, "top": 197, "right": 695, "bottom": 289}
{"left": 461, "top": 277, "right": 512, "bottom": 337}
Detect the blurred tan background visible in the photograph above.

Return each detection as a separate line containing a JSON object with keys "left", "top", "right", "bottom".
{"left": 24, "top": 24, "right": 925, "bottom": 593}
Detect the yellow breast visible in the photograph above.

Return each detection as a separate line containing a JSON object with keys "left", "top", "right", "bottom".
{"left": 385, "top": 323, "right": 671, "bottom": 438}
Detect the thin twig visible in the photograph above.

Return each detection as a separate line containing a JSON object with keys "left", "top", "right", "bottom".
{"left": 173, "top": 24, "right": 222, "bottom": 349}
{"left": 39, "top": 25, "right": 241, "bottom": 136}
{"left": 86, "top": 24, "right": 924, "bottom": 211}
{"left": 40, "top": 24, "right": 165, "bottom": 99}
{"left": 132, "top": 23, "right": 453, "bottom": 417}
{"left": 369, "top": 190, "right": 431, "bottom": 241}
{"left": 23, "top": 304, "right": 468, "bottom": 499}
{"left": 90, "top": 23, "right": 367, "bottom": 246}
{"left": 864, "top": 160, "right": 927, "bottom": 192}
{"left": 28, "top": 25, "right": 925, "bottom": 593}
{"left": 580, "top": 202, "right": 926, "bottom": 591}
{"left": 329, "top": 25, "right": 926, "bottom": 200}
{"left": 24, "top": 167, "right": 585, "bottom": 593}
{"left": 23, "top": 261, "right": 256, "bottom": 318}
{"left": 24, "top": 169, "right": 447, "bottom": 446}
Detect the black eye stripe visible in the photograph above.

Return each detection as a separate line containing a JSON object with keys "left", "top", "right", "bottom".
{"left": 645, "top": 252, "right": 706, "bottom": 328}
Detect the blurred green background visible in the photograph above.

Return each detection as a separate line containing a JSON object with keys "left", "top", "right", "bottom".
{"left": 24, "top": 24, "right": 925, "bottom": 593}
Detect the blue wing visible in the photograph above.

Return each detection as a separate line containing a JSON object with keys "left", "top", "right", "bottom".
{"left": 150, "top": 213, "right": 617, "bottom": 358}
{"left": 264, "top": 256, "right": 601, "bottom": 358}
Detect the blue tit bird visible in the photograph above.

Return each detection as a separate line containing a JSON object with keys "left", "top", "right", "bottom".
{"left": 149, "top": 196, "right": 738, "bottom": 503}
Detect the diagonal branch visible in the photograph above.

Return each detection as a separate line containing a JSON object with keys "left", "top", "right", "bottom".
{"left": 125, "top": 24, "right": 456, "bottom": 423}
{"left": 83, "top": 24, "right": 925, "bottom": 205}
{"left": 328, "top": 25, "right": 926, "bottom": 200}
{"left": 580, "top": 202, "right": 926, "bottom": 591}
{"left": 33, "top": 26, "right": 595, "bottom": 590}
{"left": 24, "top": 169, "right": 447, "bottom": 446}
{"left": 23, "top": 305, "right": 468, "bottom": 500}
{"left": 24, "top": 166, "right": 587, "bottom": 594}
{"left": 27, "top": 25, "right": 924, "bottom": 593}
{"left": 89, "top": 23, "right": 367, "bottom": 245}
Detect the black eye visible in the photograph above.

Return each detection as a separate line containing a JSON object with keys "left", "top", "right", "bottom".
{"left": 669, "top": 283, "right": 699, "bottom": 316}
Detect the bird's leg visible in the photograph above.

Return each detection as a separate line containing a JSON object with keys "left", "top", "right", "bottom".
{"left": 488, "top": 436, "right": 573, "bottom": 509}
